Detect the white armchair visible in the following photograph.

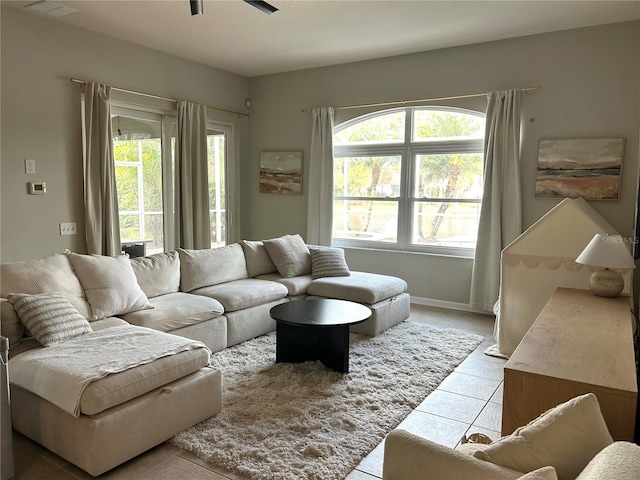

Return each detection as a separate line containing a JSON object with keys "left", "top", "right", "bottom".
{"left": 382, "top": 393, "right": 640, "bottom": 480}
{"left": 382, "top": 429, "right": 523, "bottom": 480}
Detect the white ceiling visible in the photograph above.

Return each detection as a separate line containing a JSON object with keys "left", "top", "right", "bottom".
{"left": 7, "top": 0, "right": 640, "bottom": 77}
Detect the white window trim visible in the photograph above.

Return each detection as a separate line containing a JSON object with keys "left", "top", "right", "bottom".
{"left": 206, "top": 116, "right": 239, "bottom": 244}
{"left": 332, "top": 106, "right": 485, "bottom": 258}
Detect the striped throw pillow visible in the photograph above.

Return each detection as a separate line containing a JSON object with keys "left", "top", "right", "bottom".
{"left": 8, "top": 292, "right": 92, "bottom": 346}
{"left": 310, "top": 247, "right": 351, "bottom": 279}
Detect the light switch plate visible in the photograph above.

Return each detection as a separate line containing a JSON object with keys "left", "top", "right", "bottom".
{"left": 25, "top": 159, "right": 36, "bottom": 175}
{"left": 59, "top": 222, "right": 77, "bottom": 236}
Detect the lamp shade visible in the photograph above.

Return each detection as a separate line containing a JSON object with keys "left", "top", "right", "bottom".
{"left": 575, "top": 234, "right": 636, "bottom": 269}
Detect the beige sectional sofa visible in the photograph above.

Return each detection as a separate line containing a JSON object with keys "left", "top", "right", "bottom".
{"left": 1, "top": 233, "right": 410, "bottom": 476}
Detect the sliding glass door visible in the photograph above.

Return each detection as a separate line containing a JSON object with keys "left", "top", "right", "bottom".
{"left": 112, "top": 107, "right": 231, "bottom": 253}
{"left": 112, "top": 109, "right": 171, "bottom": 255}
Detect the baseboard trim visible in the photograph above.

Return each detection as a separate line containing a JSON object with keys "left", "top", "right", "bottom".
{"left": 410, "top": 296, "right": 493, "bottom": 316}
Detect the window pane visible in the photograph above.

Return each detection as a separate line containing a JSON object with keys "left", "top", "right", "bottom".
{"left": 208, "top": 129, "right": 227, "bottom": 248}
{"left": 333, "top": 200, "right": 398, "bottom": 242}
{"left": 413, "top": 110, "right": 484, "bottom": 141}
{"left": 412, "top": 201, "right": 480, "bottom": 248}
{"left": 112, "top": 116, "right": 162, "bottom": 160}
{"left": 414, "top": 154, "right": 483, "bottom": 199}
{"left": 119, "top": 214, "right": 140, "bottom": 242}
{"left": 334, "top": 111, "right": 405, "bottom": 145}
{"left": 142, "top": 140, "right": 163, "bottom": 211}
{"left": 143, "top": 213, "right": 163, "bottom": 255}
{"left": 113, "top": 113, "right": 166, "bottom": 250}
{"left": 115, "top": 165, "right": 139, "bottom": 211}
{"left": 334, "top": 156, "right": 401, "bottom": 197}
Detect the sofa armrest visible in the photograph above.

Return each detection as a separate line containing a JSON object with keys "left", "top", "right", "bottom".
{"left": 382, "top": 429, "right": 523, "bottom": 480}
{"left": 576, "top": 441, "right": 640, "bottom": 480}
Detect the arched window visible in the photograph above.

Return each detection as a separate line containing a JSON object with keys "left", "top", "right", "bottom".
{"left": 332, "top": 107, "right": 485, "bottom": 256}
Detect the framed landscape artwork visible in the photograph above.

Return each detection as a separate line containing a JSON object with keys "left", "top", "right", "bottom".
{"left": 535, "top": 137, "right": 625, "bottom": 200}
{"left": 259, "top": 151, "right": 303, "bottom": 194}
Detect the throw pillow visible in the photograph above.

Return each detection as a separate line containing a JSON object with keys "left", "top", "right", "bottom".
{"left": 263, "top": 234, "right": 311, "bottom": 278}
{"left": 67, "top": 253, "right": 153, "bottom": 320}
{"left": 309, "top": 246, "right": 350, "bottom": 279}
{"left": 8, "top": 292, "right": 92, "bottom": 346}
{"left": 241, "top": 240, "right": 277, "bottom": 277}
{"left": 473, "top": 393, "right": 613, "bottom": 480}
{"left": 1, "top": 253, "right": 92, "bottom": 319}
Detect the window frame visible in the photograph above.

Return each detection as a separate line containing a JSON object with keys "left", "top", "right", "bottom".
{"left": 332, "top": 106, "right": 485, "bottom": 258}
{"left": 111, "top": 100, "right": 238, "bottom": 252}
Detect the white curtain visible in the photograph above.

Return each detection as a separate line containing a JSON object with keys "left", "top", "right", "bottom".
{"left": 306, "top": 107, "right": 335, "bottom": 245}
{"left": 175, "top": 101, "right": 210, "bottom": 250}
{"left": 81, "top": 82, "right": 121, "bottom": 256}
{"left": 470, "top": 89, "right": 523, "bottom": 312}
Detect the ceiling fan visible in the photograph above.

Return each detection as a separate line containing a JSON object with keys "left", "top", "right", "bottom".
{"left": 190, "top": 0, "right": 278, "bottom": 16}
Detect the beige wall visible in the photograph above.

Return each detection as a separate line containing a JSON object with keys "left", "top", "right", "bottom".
{"left": 246, "top": 21, "right": 640, "bottom": 307}
{"left": 0, "top": 6, "right": 249, "bottom": 263}
{"left": 1, "top": 7, "right": 638, "bottom": 308}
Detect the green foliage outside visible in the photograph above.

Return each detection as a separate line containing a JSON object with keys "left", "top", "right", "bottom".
{"left": 114, "top": 138, "right": 164, "bottom": 250}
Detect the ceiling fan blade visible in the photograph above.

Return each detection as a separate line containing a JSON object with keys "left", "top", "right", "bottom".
{"left": 244, "top": 0, "right": 279, "bottom": 15}
{"left": 190, "top": 0, "right": 203, "bottom": 15}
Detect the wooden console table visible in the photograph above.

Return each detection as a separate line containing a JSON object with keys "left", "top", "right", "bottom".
{"left": 502, "top": 287, "right": 637, "bottom": 441}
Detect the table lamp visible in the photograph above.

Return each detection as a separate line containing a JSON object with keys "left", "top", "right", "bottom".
{"left": 575, "top": 234, "right": 636, "bottom": 297}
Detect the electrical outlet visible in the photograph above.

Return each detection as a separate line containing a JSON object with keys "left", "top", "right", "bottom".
{"left": 59, "top": 222, "right": 77, "bottom": 236}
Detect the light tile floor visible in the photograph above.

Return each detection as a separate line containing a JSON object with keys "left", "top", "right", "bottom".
{"left": 10, "top": 304, "right": 506, "bottom": 480}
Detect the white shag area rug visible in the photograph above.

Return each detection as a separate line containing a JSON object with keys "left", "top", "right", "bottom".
{"left": 170, "top": 321, "right": 484, "bottom": 480}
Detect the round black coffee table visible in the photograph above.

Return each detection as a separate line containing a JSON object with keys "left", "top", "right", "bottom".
{"left": 270, "top": 299, "right": 371, "bottom": 373}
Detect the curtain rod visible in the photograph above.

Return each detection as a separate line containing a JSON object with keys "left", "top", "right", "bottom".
{"left": 70, "top": 78, "right": 249, "bottom": 117}
{"left": 302, "top": 85, "right": 541, "bottom": 112}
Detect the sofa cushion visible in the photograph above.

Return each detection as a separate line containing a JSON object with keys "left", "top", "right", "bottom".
{"left": 1, "top": 253, "right": 92, "bottom": 319}
{"left": 309, "top": 246, "right": 350, "bottom": 279}
{"left": 179, "top": 244, "right": 248, "bottom": 292}
{"left": 575, "top": 441, "right": 640, "bottom": 480}
{"left": 241, "top": 240, "right": 277, "bottom": 277}
{"left": 8, "top": 292, "right": 92, "bottom": 347}
{"left": 130, "top": 251, "right": 180, "bottom": 298}
{"left": 255, "top": 273, "right": 313, "bottom": 296}
{"left": 80, "top": 348, "right": 211, "bottom": 415}
{"left": 119, "top": 292, "right": 224, "bottom": 332}
{"left": 191, "top": 279, "right": 288, "bottom": 312}
{"left": 307, "top": 271, "right": 407, "bottom": 304}
{"left": 90, "top": 317, "right": 129, "bottom": 331}
{"left": 263, "top": 234, "right": 311, "bottom": 278}
{"left": 68, "top": 253, "right": 153, "bottom": 320}
{"left": 473, "top": 393, "right": 613, "bottom": 480}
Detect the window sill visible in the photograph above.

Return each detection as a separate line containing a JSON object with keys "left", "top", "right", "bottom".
{"left": 332, "top": 241, "right": 475, "bottom": 260}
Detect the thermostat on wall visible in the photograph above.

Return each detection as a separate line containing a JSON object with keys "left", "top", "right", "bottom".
{"left": 29, "top": 182, "right": 46, "bottom": 195}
